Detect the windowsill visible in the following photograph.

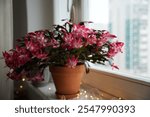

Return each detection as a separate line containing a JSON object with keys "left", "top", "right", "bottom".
{"left": 25, "top": 81, "right": 118, "bottom": 100}
{"left": 82, "top": 65, "right": 150, "bottom": 99}
{"left": 25, "top": 64, "right": 150, "bottom": 100}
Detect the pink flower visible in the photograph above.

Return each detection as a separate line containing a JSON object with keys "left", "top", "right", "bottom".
{"left": 63, "top": 33, "right": 74, "bottom": 44}
{"left": 62, "top": 33, "right": 83, "bottom": 49}
{"left": 3, "top": 47, "right": 30, "bottom": 69}
{"left": 35, "top": 30, "right": 50, "bottom": 47}
{"left": 34, "top": 50, "right": 48, "bottom": 59}
{"left": 25, "top": 32, "right": 36, "bottom": 39}
{"left": 16, "top": 46, "right": 31, "bottom": 66}
{"left": 107, "top": 42, "right": 124, "bottom": 58}
{"left": 61, "top": 34, "right": 72, "bottom": 49}
{"left": 66, "top": 56, "right": 78, "bottom": 68}
{"left": 25, "top": 39, "right": 49, "bottom": 59}
{"left": 48, "top": 38, "right": 60, "bottom": 48}
{"left": 25, "top": 40, "right": 41, "bottom": 53}
{"left": 35, "top": 31, "right": 45, "bottom": 40}
{"left": 25, "top": 30, "right": 51, "bottom": 48}
{"left": 3, "top": 51, "right": 16, "bottom": 69}
{"left": 71, "top": 38, "right": 83, "bottom": 49}
{"left": 97, "top": 31, "right": 117, "bottom": 47}
{"left": 7, "top": 69, "right": 23, "bottom": 80}
{"left": 86, "top": 34, "right": 97, "bottom": 45}
{"left": 30, "top": 72, "right": 44, "bottom": 82}
{"left": 72, "top": 24, "right": 92, "bottom": 38}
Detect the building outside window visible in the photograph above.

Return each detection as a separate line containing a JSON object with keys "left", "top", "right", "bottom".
{"left": 87, "top": 0, "right": 150, "bottom": 79}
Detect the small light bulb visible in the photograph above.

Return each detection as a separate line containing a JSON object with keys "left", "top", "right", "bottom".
{"left": 20, "top": 85, "right": 23, "bottom": 89}
{"left": 16, "top": 91, "right": 19, "bottom": 94}
{"left": 76, "top": 94, "right": 80, "bottom": 99}
{"left": 48, "top": 87, "right": 51, "bottom": 90}
{"left": 85, "top": 95, "right": 88, "bottom": 98}
{"left": 22, "top": 78, "right": 26, "bottom": 81}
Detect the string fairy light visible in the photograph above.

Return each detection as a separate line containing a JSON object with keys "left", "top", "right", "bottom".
{"left": 19, "top": 85, "right": 23, "bottom": 89}
{"left": 22, "top": 78, "right": 26, "bottom": 81}
{"left": 48, "top": 87, "right": 51, "bottom": 90}
{"left": 85, "top": 94, "right": 88, "bottom": 98}
{"left": 36, "top": 83, "right": 123, "bottom": 100}
{"left": 76, "top": 94, "right": 80, "bottom": 99}
{"left": 84, "top": 90, "right": 87, "bottom": 94}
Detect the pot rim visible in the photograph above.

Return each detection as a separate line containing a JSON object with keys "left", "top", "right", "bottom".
{"left": 49, "top": 63, "right": 84, "bottom": 68}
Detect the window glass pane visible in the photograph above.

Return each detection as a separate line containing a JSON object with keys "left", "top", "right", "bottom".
{"left": 87, "top": 0, "right": 150, "bottom": 78}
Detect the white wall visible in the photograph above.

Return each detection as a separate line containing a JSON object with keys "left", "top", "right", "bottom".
{"left": 13, "top": 0, "right": 54, "bottom": 44}
{"left": 0, "top": 0, "right": 14, "bottom": 100}
{"left": 26, "top": 0, "right": 53, "bottom": 32}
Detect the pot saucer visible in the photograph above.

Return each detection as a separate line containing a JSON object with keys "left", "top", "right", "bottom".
{"left": 55, "top": 91, "right": 79, "bottom": 99}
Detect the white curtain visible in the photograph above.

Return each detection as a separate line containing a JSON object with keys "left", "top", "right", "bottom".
{"left": 0, "top": 0, "right": 13, "bottom": 99}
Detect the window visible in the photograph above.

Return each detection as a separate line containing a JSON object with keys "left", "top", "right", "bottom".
{"left": 83, "top": 0, "right": 150, "bottom": 80}
{"left": 88, "top": 0, "right": 109, "bottom": 30}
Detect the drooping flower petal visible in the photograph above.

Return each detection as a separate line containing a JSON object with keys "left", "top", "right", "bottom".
{"left": 7, "top": 69, "right": 22, "bottom": 80}
{"left": 107, "top": 42, "right": 124, "bottom": 58}
{"left": 30, "top": 72, "right": 44, "bottom": 82}
{"left": 66, "top": 56, "right": 78, "bottom": 68}
{"left": 97, "top": 31, "right": 117, "bottom": 47}
{"left": 101, "top": 31, "right": 117, "bottom": 39}
{"left": 111, "top": 63, "right": 119, "bottom": 70}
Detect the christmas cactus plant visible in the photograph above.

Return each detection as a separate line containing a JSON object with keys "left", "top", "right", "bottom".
{"left": 2, "top": 21, "right": 124, "bottom": 81}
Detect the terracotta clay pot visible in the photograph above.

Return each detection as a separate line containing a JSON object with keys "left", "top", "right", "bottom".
{"left": 49, "top": 64, "right": 85, "bottom": 99}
